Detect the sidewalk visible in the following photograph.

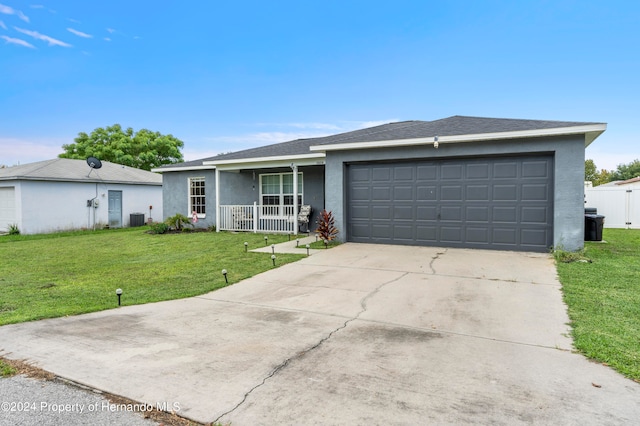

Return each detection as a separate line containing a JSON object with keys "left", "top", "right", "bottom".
{"left": 250, "top": 234, "right": 322, "bottom": 255}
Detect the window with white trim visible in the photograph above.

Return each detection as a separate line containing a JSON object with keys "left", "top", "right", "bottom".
{"left": 189, "top": 177, "right": 206, "bottom": 216}
{"left": 260, "top": 172, "right": 303, "bottom": 216}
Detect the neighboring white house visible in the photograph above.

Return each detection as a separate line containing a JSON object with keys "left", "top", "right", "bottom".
{"left": 0, "top": 158, "right": 162, "bottom": 235}
{"left": 584, "top": 177, "right": 640, "bottom": 229}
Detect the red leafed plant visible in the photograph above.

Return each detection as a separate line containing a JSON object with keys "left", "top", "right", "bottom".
{"left": 315, "top": 209, "right": 339, "bottom": 241}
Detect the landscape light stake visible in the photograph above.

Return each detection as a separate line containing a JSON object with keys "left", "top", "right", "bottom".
{"left": 324, "top": 239, "right": 329, "bottom": 249}
{"left": 116, "top": 288, "right": 123, "bottom": 306}
{"left": 306, "top": 244, "right": 310, "bottom": 256}
{"left": 222, "top": 269, "right": 228, "bottom": 284}
{"left": 271, "top": 254, "right": 276, "bottom": 266}
{"left": 244, "top": 242, "right": 248, "bottom": 252}
{"left": 271, "top": 244, "right": 275, "bottom": 254}
{"left": 264, "top": 236, "right": 268, "bottom": 246}
{"left": 296, "top": 238, "right": 299, "bottom": 247}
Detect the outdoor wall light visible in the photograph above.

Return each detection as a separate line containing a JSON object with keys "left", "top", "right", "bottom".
{"left": 306, "top": 244, "right": 310, "bottom": 256}
{"left": 115, "top": 288, "right": 123, "bottom": 306}
{"left": 244, "top": 241, "right": 248, "bottom": 252}
{"left": 271, "top": 254, "right": 276, "bottom": 266}
{"left": 264, "top": 236, "right": 268, "bottom": 246}
{"left": 222, "top": 269, "right": 228, "bottom": 283}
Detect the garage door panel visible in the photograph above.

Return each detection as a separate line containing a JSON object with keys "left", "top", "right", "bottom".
{"left": 416, "top": 206, "right": 438, "bottom": 220}
{"left": 467, "top": 163, "right": 490, "bottom": 179}
{"left": 440, "top": 227, "right": 462, "bottom": 242}
{"left": 371, "top": 186, "right": 391, "bottom": 201}
{"left": 467, "top": 206, "right": 489, "bottom": 222}
{"left": 416, "top": 225, "right": 437, "bottom": 239}
{"left": 493, "top": 228, "right": 517, "bottom": 245}
{"left": 522, "top": 184, "right": 548, "bottom": 201}
{"left": 522, "top": 161, "right": 549, "bottom": 177}
{"left": 394, "top": 167, "right": 414, "bottom": 180}
{"left": 347, "top": 155, "right": 553, "bottom": 252}
{"left": 493, "top": 206, "right": 517, "bottom": 223}
{"left": 442, "top": 164, "right": 463, "bottom": 179}
{"left": 393, "top": 225, "right": 414, "bottom": 240}
{"left": 441, "top": 206, "right": 462, "bottom": 221}
{"left": 417, "top": 186, "right": 437, "bottom": 200}
{"left": 350, "top": 187, "right": 370, "bottom": 201}
{"left": 372, "top": 168, "right": 391, "bottom": 181}
{"left": 521, "top": 206, "right": 548, "bottom": 224}
{"left": 417, "top": 165, "right": 438, "bottom": 180}
{"left": 467, "top": 227, "right": 489, "bottom": 243}
{"left": 494, "top": 162, "right": 518, "bottom": 179}
{"left": 466, "top": 185, "right": 489, "bottom": 201}
{"left": 441, "top": 185, "right": 463, "bottom": 201}
{"left": 493, "top": 185, "right": 517, "bottom": 201}
{"left": 393, "top": 206, "right": 414, "bottom": 220}
{"left": 521, "top": 229, "right": 548, "bottom": 246}
{"left": 372, "top": 206, "right": 391, "bottom": 220}
{"left": 394, "top": 186, "right": 413, "bottom": 201}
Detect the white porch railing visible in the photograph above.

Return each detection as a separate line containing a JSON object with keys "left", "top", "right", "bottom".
{"left": 219, "top": 202, "right": 296, "bottom": 234}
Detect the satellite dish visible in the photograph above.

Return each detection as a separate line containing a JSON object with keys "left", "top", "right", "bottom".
{"left": 87, "top": 157, "right": 102, "bottom": 169}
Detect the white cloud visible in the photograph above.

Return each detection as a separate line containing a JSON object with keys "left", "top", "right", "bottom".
{"left": 103, "top": 37, "right": 111, "bottom": 41}
{"left": 67, "top": 27, "right": 92, "bottom": 38}
{"left": 0, "top": 19, "right": 6, "bottom": 29}
{"left": 0, "top": 137, "right": 64, "bottom": 166}
{"left": 14, "top": 26, "right": 72, "bottom": 47}
{"left": 0, "top": 3, "right": 28, "bottom": 22}
{"left": 1, "top": 34, "right": 35, "bottom": 48}
{"left": 106, "top": 28, "right": 115, "bottom": 33}
{"left": 30, "top": 4, "right": 44, "bottom": 9}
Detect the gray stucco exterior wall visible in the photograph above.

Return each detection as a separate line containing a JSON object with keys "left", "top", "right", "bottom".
{"left": 324, "top": 135, "right": 586, "bottom": 251}
{"left": 161, "top": 170, "right": 217, "bottom": 229}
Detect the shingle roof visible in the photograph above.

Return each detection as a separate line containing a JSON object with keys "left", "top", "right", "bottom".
{"left": 158, "top": 115, "right": 604, "bottom": 170}
{"left": 0, "top": 158, "right": 162, "bottom": 185}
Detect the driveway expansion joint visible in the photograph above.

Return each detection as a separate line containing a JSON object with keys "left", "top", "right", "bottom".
{"left": 214, "top": 271, "right": 409, "bottom": 423}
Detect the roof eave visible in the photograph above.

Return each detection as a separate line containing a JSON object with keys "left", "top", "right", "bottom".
{"left": 205, "top": 153, "right": 326, "bottom": 170}
{"left": 151, "top": 164, "right": 215, "bottom": 173}
{"left": 310, "top": 124, "right": 608, "bottom": 152}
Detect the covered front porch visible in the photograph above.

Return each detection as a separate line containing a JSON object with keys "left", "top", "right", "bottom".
{"left": 209, "top": 154, "right": 325, "bottom": 236}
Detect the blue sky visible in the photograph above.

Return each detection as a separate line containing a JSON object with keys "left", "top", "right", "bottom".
{"left": 1, "top": 1, "right": 638, "bottom": 170}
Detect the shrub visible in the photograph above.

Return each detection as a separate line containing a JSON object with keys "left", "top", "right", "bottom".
{"left": 165, "top": 213, "right": 193, "bottom": 231}
{"left": 315, "top": 210, "right": 339, "bottom": 242}
{"left": 148, "top": 222, "right": 169, "bottom": 234}
{"left": 8, "top": 224, "right": 20, "bottom": 235}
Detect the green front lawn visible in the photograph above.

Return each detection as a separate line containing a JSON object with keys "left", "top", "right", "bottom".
{"left": 0, "top": 228, "right": 303, "bottom": 326}
{"left": 556, "top": 228, "right": 640, "bottom": 381}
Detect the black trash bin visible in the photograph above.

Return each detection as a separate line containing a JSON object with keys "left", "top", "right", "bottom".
{"left": 584, "top": 214, "right": 605, "bottom": 241}
{"left": 130, "top": 213, "right": 145, "bottom": 227}
{"left": 585, "top": 207, "right": 597, "bottom": 215}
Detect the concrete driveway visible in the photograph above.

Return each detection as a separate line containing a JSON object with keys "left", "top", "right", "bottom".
{"left": 1, "top": 243, "right": 638, "bottom": 425}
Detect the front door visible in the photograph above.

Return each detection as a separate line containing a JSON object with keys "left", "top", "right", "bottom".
{"left": 108, "top": 190, "right": 122, "bottom": 228}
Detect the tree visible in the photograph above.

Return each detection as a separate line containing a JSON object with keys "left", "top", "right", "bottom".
{"left": 585, "top": 159, "right": 612, "bottom": 186}
{"left": 59, "top": 124, "right": 184, "bottom": 171}
{"left": 609, "top": 159, "right": 640, "bottom": 182}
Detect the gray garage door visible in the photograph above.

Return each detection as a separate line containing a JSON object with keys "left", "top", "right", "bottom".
{"left": 347, "top": 155, "right": 554, "bottom": 252}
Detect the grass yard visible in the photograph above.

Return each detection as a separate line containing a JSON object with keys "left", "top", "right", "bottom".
{"left": 556, "top": 228, "right": 640, "bottom": 382}
{"left": 0, "top": 228, "right": 304, "bottom": 326}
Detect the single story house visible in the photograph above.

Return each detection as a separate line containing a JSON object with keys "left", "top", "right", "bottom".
{"left": 585, "top": 177, "right": 640, "bottom": 229}
{"left": 0, "top": 158, "right": 162, "bottom": 235}
{"left": 155, "top": 116, "right": 606, "bottom": 252}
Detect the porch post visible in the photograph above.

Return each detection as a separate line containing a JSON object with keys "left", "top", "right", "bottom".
{"left": 215, "top": 167, "right": 220, "bottom": 232}
{"left": 291, "top": 164, "right": 298, "bottom": 236}
{"left": 253, "top": 201, "right": 258, "bottom": 233}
